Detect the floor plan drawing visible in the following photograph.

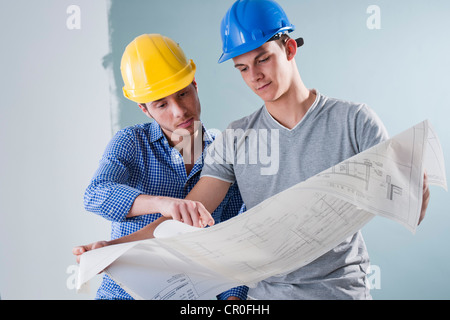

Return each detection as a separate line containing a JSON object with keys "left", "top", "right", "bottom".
{"left": 76, "top": 120, "right": 447, "bottom": 300}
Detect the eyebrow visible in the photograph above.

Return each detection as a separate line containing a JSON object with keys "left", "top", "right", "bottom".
{"left": 234, "top": 50, "right": 270, "bottom": 68}
{"left": 149, "top": 98, "right": 165, "bottom": 107}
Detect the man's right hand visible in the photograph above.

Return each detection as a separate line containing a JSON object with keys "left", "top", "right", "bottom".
{"left": 127, "top": 195, "right": 214, "bottom": 228}
{"left": 156, "top": 197, "right": 214, "bottom": 228}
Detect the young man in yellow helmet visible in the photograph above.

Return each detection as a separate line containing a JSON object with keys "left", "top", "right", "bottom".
{"left": 77, "top": 33, "right": 247, "bottom": 300}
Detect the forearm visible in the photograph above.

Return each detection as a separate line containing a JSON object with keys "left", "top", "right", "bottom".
{"left": 107, "top": 216, "right": 170, "bottom": 245}
{"left": 73, "top": 216, "right": 170, "bottom": 262}
{"left": 127, "top": 194, "right": 168, "bottom": 218}
{"left": 128, "top": 183, "right": 229, "bottom": 227}
{"left": 185, "top": 177, "right": 231, "bottom": 213}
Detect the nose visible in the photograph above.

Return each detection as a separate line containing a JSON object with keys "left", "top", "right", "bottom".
{"left": 250, "top": 66, "right": 263, "bottom": 83}
{"left": 170, "top": 99, "right": 187, "bottom": 118}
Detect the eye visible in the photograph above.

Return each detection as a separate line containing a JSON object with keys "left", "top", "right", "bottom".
{"left": 179, "top": 90, "right": 189, "bottom": 98}
{"left": 156, "top": 102, "right": 167, "bottom": 109}
{"left": 258, "top": 56, "right": 270, "bottom": 64}
{"left": 238, "top": 66, "right": 248, "bottom": 73}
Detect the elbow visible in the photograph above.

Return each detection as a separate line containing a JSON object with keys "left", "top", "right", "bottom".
{"left": 83, "top": 184, "right": 99, "bottom": 213}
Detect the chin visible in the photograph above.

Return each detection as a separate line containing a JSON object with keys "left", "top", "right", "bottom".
{"left": 259, "top": 93, "right": 279, "bottom": 103}
{"left": 255, "top": 88, "right": 279, "bottom": 102}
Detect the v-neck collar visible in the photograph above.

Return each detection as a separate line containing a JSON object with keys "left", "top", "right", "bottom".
{"left": 263, "top": 89, "right": 320, "bottom": 134}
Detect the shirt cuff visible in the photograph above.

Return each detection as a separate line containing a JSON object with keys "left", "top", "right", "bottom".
{"left": 95, "top": 184, "right": 144, "bottom": 222}
{"left": 216, "top": 285, "right": 249, "bottom": 300}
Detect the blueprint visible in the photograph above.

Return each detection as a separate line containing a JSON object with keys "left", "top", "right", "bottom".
{"left": 76, "top": 120, "right": 447, "bottom": 299}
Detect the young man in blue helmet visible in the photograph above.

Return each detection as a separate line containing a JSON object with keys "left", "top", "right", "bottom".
{"left": 192, "top": 0, "right": 430, "bottom": 299}
{"left": 75, "top": 0, "right": 430, "bottom": 300}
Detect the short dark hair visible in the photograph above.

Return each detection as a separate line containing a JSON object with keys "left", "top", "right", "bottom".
{"left": 268, "top": 32, "right": 290, "bottom": 47}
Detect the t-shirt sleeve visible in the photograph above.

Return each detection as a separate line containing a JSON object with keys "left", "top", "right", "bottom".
{"left": 355, "top": 104, "right": 389, "bottom": 152}
{"left": 201, "top": 128, "right": 237, "bottom": 183}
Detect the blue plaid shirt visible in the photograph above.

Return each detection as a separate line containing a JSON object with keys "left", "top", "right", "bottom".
{"left": 84, "top": 121, "right": 248, "bottom": 300}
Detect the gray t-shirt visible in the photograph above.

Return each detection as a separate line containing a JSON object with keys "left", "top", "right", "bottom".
{"left": 201, "top": 90, "right": 389, "bottom": 299}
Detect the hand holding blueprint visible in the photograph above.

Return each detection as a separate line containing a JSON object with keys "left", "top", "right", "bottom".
{"left": 76, "top": 120, "right": 447, "bottom": 299}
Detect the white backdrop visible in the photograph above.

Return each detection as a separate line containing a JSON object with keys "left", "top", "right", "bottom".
{"left": 0, "top": 0, "right": 111, "bottom": 299}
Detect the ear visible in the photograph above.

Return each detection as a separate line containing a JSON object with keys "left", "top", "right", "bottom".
{"left": 192, "top": 78, "right": 198, "bottom": 91}
{"left": 285, "top": 38, "right": 298, "bottom": 61}
{"left": 138, "top": 103, "right": 153, "bottom": 119}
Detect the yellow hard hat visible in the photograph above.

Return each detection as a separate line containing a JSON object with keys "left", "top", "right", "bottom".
{"left": 121, "top": 34, "right": 196, "bottom": 103}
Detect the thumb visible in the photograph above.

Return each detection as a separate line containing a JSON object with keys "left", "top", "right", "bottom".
{"left": 72, "top": 246, "right": 86, "bottom": 255}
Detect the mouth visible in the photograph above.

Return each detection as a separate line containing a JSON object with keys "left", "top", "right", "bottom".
{"left": 257, "top": 82, "right": 272, "bottom": 91}
{"left": 177, "top": 117, "right": 194, "bottom": 129}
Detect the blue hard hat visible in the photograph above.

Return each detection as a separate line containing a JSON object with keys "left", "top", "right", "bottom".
{"left": 219, "top": 0, "right": 296, "bottom": 63}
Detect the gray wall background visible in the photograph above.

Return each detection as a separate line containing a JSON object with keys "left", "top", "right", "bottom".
{"left": 0, "top": 0, "right": 449, "bottom": 299}
{"left": 0, "top": 0, "right": 111, "bottom": 299}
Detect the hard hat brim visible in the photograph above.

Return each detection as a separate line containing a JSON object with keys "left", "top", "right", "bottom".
{"left": 218, "top": 26, "right": 294, "bottom": 63}
{"left": 123, "top": 60, "right": 196, "bottom": 104}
